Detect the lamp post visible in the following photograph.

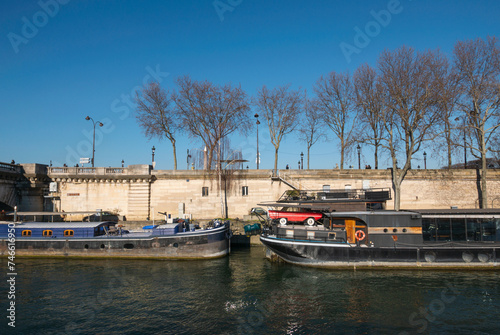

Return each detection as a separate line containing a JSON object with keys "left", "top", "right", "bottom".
{"left": 187, "top": 149, "right": 191, "bottom": 170}
{"left": 85, "top": 116, "right": 103, "bottom": 167}
{"left": 255, "top": 113, "right": 260, "bottom": 169}
{"left": 298, "top": 161, "right": 300, "bottom": 169}
{"left": 423, "top": 151, "right": 427, "bottom": 169}
{"left": 152, "top": 146, "right": 156, "bottom": 168}
{"left": 300, "top": 152, "right": 304, "bottom": 169}
{"left": 357, "top": 144, "right": 361, "bottom": 169}
{"left": 121, "top": 159, "right": 124, "bottom": 168}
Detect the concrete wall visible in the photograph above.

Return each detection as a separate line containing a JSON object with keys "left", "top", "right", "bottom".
{"left": 3, "top": 163, "right": 500, "bottom": 220}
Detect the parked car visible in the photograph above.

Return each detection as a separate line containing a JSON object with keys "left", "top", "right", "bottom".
{"left": 250, "top": 207, "right": 267, "bottom": 216}
{"left": 83, "top": 211, "right": 119, "bottom": 222}
{"left": 268, "top": 210, "right": 323, "bottom": 226}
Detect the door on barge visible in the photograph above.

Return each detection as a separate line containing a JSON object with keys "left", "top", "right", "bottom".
{"left": 345, "top": 220, "right": 367, "bottom": 244}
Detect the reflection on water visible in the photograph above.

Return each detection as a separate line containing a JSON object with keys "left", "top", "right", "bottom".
{"left": 1, "top": 247, "right": 499, "bottom": 334}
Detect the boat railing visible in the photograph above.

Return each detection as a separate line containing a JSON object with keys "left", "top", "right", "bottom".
{"left": 274, "top": 232, "right": 347, "bottom": 243}
{"left": 277, "top": 187, "right": 391, "bottom": 202}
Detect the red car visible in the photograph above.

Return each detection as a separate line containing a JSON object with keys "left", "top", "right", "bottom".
{"left": 268, "top": 210, "right": 323, "bottom": 226}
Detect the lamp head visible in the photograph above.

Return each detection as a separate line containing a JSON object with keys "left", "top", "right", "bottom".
{"left": 85, "top": 116, "right": 90, "bottom": 121}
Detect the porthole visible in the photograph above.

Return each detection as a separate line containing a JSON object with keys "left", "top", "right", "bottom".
{"left": 383, "top": 228, "right": 388, "bottom": 233}
{"left": 393, "top": 228, "right": 398, "bottom": 233}
{"left": 173, "top": 243, "right": 179, "bottom": 248}
{"left": 124, "top": 243, "right": 134, "bottom": 249}
{"left": 100, "top": 244, "right": 105, "bottom": 249}
{"left": 84, "top": 244, "right": 89, "bottom": 249}
{"left": 402, "top": 228, "right": 407, "bottom": 233}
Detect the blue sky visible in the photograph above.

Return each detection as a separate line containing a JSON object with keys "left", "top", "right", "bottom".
{"left": 1, "top": 0, "right": 499, "bottom": 170}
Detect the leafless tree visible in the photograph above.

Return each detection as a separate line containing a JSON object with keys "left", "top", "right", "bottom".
{"left": 454, "top": 36, "right": 500, "bottom": 208}
{"left": 314, "top": 71, "right": 357, "bottom": 169}
{"left": 174, "top": 75, "right": 251, "bottom": 170}
{"left": 298, "top": 95, "right": 327, "bottom": 169}
{"left": 254, "top": 84, "right": 303, "bottom": 174}
{"left": 135, "top": 81, "right": 180, "bottom": 169}
{"left": 378, "top": 46, "right": 446, "bottom": 210}
{"left": 353, "top": 64, "right": 385, "bottom": 169}
{"left": 433, "top": 60, "right": 462, "bottom": 169}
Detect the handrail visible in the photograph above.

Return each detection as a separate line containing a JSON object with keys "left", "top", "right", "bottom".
{"left": 277, "top": 187, "right": 392, "bottom": 202}
{"left": 49, "top": 167, "right": 125, "bottom": 175}
{"left": 0, "top": 162, "right": 22, "bottom": 173}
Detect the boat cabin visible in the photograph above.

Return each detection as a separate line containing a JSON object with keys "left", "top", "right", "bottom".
{"left": 0, "top": 221, "right": 117, "bottom": 238}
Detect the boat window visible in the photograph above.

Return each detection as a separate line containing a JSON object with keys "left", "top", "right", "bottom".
{"left": 202, "top": 187, "right": 209, "bottom": 197}
{"left": 328, "top": 232, "right": 336, "bottom": 240}
{"left": 307, "top": 231, "right": 315, "bottom": 239}
{"left": 22, "top": 230, "right": 32, "bottom": 236}
{"left": 43, "top": 230, "right": 53, "bottom": 237}
{"left": 422, "top": 218, "right": 436, "bottom": 241}
{"left": 64, "top": 230, "right": 74, "bottom": 236}
{"left": 451, "top": 218, "right": 466, "bottom": 241}
{"left": 436, "top": 218, "right": 451, "bottom": 241}
{"left": 481, "top": 219, "right": 497, "bottom": 241}
{"left": 331, "top": 219, "right": 345, "bottom": 228}
{"left": 466, "top": 219, "right": 481, "bottom": 241}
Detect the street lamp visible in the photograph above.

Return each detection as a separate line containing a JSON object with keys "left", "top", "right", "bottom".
{"left": 255, "top": 113, "right": 260, "bottom": 169}
{"left": 152, "top": 146, "right": 156, "bottom": 167}
{"left": 298, "top": 161, "right": 300, "bottom": 169}
{"left": 187, "top": 149, "right": 191, "bottom": 170}
{"left": 300, "top": 152, "right": 304, "bottom": 169}
{"left": 357, "top": 144, "right": 361, "bottom": 169}
{"left": 423, "top": 151, "right": 427, "bottom": 169}
{"left": 121, "top": 159, "right": 124, "bottom": 168}
{"left": 85, "top": 116, "right": 103, "bottom": 167}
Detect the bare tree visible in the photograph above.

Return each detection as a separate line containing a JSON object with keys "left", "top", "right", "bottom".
{"left": 135, "top": 81, "right": 180, "bottom": 169}
{"left": 298, "top": 96, "right": 327, "bottom": 169}
{"left": 378, "top": 46, "right": 446, "bottom": 210}
{"left": 434, "top": 60, "right": 461, "bottom": 169}
{"left": 254, "top": 84, "right": 303, "bottom": 174}
{"left": 353, "top": 64, "right": 385, "bottom": 169}
{"left": 314, "top": 71, "right": 357, "bottom": 169}
{"left": 454, "top": 36, "right": 500, "bottom": 208}
{"left": 174, "top": 75, "right": 251, "bottom": 170}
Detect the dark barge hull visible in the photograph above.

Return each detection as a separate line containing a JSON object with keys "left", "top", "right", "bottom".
{"left": 261, "top": 236, "right": 500, "bottom": 269}
{"left": 1, "top": 225, "right": 230, "bottom": 260}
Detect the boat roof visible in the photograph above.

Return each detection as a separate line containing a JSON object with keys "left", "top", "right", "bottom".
{"left": 325, "top": 210, "right": 418, "bottom": 217}
{"left": 10, "top": 221, "right": 114, "bottom": 229}
{"left": 411, "top": 208, "right": 500, "bottom": 215}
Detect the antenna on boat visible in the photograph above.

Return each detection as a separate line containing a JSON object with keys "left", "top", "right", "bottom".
{"left": 14, "top": 206, "right": 17, "bottom": 222}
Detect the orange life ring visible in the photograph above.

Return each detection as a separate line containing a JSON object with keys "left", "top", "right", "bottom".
{"left": 355, "top": 230, "right": 366, "bottom": 241}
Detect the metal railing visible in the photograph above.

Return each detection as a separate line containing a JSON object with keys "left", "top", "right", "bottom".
{"left": 0, "top": 162, "right": 22, "bottom": 173}
{"left": 277, "top": 187, "right": 392, "bottom": 202}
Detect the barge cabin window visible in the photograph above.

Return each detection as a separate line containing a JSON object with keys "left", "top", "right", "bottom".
{"left": 423, "top": 217, "right": 499, "bottom": 242}
{"left": 64, "top": 230, "right": 74, "bottom": 236}
{"left": 43, "top": 230, "right": 53, "bottom": 237}
{"left": 22, "top": 230, "right": 32, "bottom": 236}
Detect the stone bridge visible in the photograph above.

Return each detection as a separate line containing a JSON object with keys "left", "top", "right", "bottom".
{"left": 0, "top": 162, "right": 49, "bottom": 211}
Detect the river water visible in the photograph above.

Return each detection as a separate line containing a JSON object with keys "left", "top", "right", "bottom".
{"left": 2, "top": 246, "right": 500, "bottom": 335}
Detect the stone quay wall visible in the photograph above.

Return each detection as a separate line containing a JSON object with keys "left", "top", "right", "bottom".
{"left": 3, "top": 164, "right": 500, "bottom": 221}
